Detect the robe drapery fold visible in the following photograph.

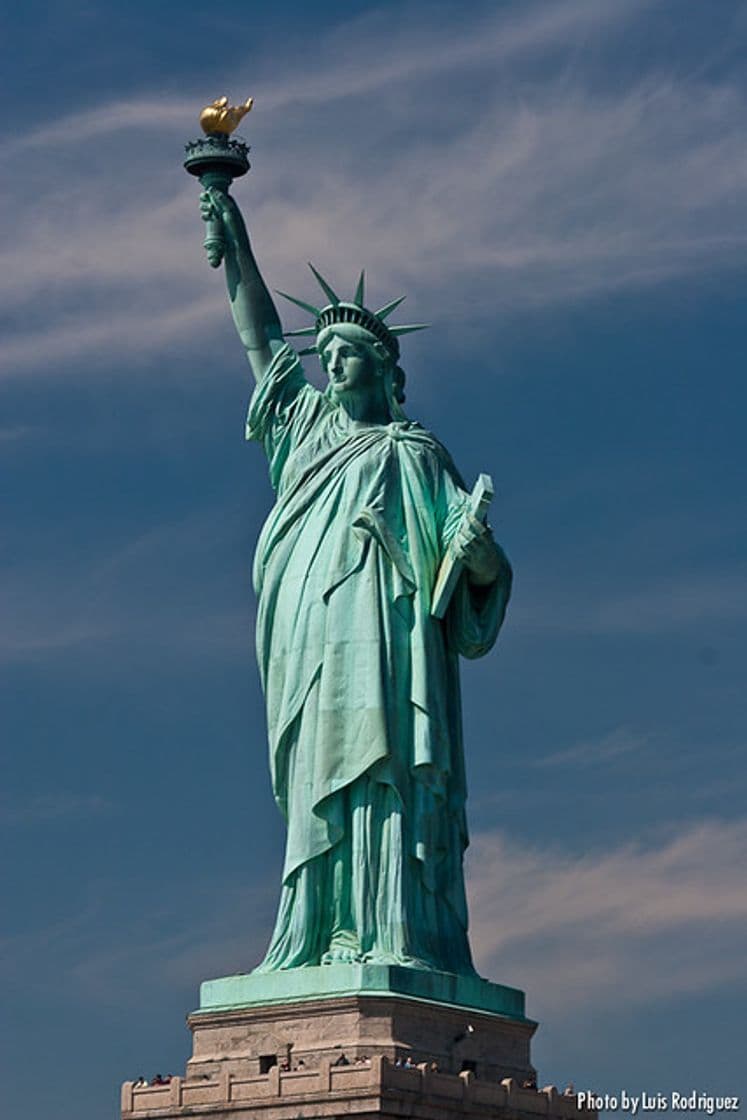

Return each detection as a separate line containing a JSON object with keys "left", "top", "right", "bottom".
{"left": 246, "top": 345, "right": 511, "bottom": 973}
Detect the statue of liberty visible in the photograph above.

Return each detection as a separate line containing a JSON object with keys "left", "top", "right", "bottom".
{"left": 196, "top": 155, "right": 512, "bottom": 978}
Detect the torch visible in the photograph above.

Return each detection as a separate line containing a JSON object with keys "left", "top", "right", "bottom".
{"left": 184, "top": 96, "right": 253, "bottom": 268}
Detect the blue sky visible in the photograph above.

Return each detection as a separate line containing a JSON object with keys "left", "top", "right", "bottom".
{"left": 2, "top": 1, "right": 746, "bottom": 1117}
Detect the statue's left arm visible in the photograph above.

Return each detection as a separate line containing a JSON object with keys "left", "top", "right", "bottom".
{"left": 451, "top": 512, "right": 509, "bottom": 588}
{"left": 440, "top": 476, "right": 512, "bottom": 659}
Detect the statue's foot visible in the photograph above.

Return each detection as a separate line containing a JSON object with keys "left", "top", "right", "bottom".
{"left": 321, "top": 945, "right": 363, "bottom": 964}
{"left": 321, "top": 932, "right": 362, "bottom": 964}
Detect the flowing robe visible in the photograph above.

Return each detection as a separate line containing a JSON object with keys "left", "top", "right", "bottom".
{"left": 247, "top": 345, "right": 511, "bottom": 973}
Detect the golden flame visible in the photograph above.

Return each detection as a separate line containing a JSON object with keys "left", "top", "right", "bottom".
{"left": 199, "top": 96, "right": 254, "bottom": 136}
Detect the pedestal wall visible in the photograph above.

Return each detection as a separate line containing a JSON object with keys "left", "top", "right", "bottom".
{"left": 188, "top": 993, "right": 534, "bottom": 1083}
{"left": 123, "top": 1054, "right": 594, "bottom": 1120}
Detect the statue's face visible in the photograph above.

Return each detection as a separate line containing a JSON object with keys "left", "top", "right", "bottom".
{"left": 321, "top": 334, "right": 380, "bottom": 395}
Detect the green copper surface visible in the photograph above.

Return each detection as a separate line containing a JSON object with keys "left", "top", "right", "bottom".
{"left": 245, "top": 347, "right": 509, "bottom": 974}
{"left": 198, "top": 965, "right": 529, "bottom": 1022}
{"left": 187, "top": 146, "right": 513, "bottom": 983}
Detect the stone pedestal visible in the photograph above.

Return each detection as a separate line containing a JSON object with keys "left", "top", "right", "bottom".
{"left": 121, "top": 967, "right": 595, "bottom": 1120}
{"left": 123, "top": 1057, "right": 591, "bottom": 1119}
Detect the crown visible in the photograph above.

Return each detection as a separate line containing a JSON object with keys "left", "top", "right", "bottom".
{"left": 277, "top": 264, "right": 428, "bottom": 359}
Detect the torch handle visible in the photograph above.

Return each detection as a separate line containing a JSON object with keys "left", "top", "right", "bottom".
{"left": 185, "top": 136, "right": 250, "bottom": 271}
{"left": 203, "top": 218, "right": 225, "bottom": 268}
{"left": 198, "top": 168, "right": 233, "bottom": 269}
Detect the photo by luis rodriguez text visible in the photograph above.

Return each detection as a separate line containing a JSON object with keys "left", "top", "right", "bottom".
{"left": 577, "top": 1090, "right": 741, "bottom": 1115}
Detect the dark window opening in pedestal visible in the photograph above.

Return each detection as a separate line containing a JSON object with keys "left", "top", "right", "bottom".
{"left": 259, "top": 1055, "right": 277, "bottom": 1074}
{"left": 460, "top": 1059, "right": 478, "bottom": 1074}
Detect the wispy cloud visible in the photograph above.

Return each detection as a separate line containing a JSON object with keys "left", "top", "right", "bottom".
{"left": 10, "top": 97, "right": 194, "bottom": 151}
{"left": 592, "top": 573, "right": 747, "bottom": 633}
{"left": 0, "top": 294, "right": 225, "bottom": 371}
{"left": 468, "top": 819, "right": 747, "bottom": 1013}
{"left": 2, "top": 0, "right": 746, "bottom": 378}
{"left": 513, "top": 568, "right": 747, "bottom": 636}
{"left": 66, "top": 888, "right": 273, "bottom": 1002}
{"left": 4, "top": 0, "right": 646, "bottom": 153}
{"left": 0, "top": 876, "right": 276, "bottom": 1006}
{"left": 0, "top": 505, "right": 253, "bottom": 664}
{"left": 8, "top": 815, "right": 744, "bottom": 1018}
{"left": 0, "top": 424, "right": 36, "bottom": 444}
{"left": 0, "top": 792, "right": 112, "bottom": 827}
{"left": 534, "top": 727, "right": 648, "bottom": 768}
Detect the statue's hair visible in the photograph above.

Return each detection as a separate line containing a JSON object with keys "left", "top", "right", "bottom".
{"left": 385, "top": 361, "right": 407, "bottom": 421}
{"left": 391, "top": 364, "right": 406, "bottom": 405}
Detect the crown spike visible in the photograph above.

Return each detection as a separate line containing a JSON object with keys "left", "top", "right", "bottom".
{"left": 283, "top": 326, "right": 318, "bottom": 337}
{"left": 276, "top": 290, "right": 321, "bottom": 317}
{"left": 375, "top": 295, "right": 406, "bottom": 320}
{"left": 353, "top": 270, "right": 365, "bottom": 307}
{"left": 389, "top": 324, "right": 429, "bottom": 337}
{"left": 308, "top": 263, "right": 340, "bottom": 306}
{"left": 297, "top": 345, "right": 318, "bottom": 356}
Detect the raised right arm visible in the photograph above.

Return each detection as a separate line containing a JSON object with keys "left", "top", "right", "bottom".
{"left": 200, "top": 188, "right": 285, "bottom": 382}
